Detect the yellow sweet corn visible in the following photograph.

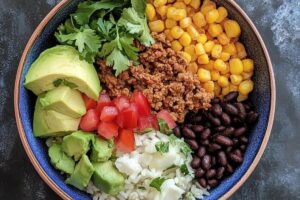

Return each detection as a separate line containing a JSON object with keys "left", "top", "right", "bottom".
{"left": 193, "top": 12, "right": 207, "bottom": 28}
{"left": 220, "top": 52, "right": 231, "bottom": 61}
{"left": 223, "top": 43, "right": 237, "bottom": 55}
{"left": 195, "top": 43, "right": 206, "bottom": 55}
{"left": 229, "top": 58, "right": 244, "bottom": 75}
{"left": 208, "top": 23, "right": 223, "bottom": 37}
{"left": 230, "top": 74, "right": 243, "bottom": 85}
{"left": 200, "top": 1, "right": 216, "bottom": 15}
{"left": 214, "top": 59, "right": 227, "bottom": 72}
{"left": 187, "top": 62, "right": 198, "bottom": 73}
{"left": 204, "top": 40, "right": 215, "bottom": 53}
{"left": 198, "top": 68, "right": 211, "bottom": 82}
{"left": 196, "top": 34, "right": 208, "bottom": 44}
{"left": 153, "top": 0, "right": 167, "bottom": 7}
{"left": 211, "top": 70, "right": 220, "bottom": 81}
{"left": 190, "top": 0, "right": 201, "bottom": 9}
{"left": 197, "top": 54, "right": 210, "bottom": 65}
{"left": 224, "top": 20, "right": 241, "bottom": 38}
{"left": 206, "top": 9, "right": 219, "bottom": 24}
{"left": 171, "top": 40, "right": 183, "bottom": 51}
{"left": 149, "top": 20, "right": 165, "bottom": 32}
{"left": 173, "top": 2, "right": 187, "bottom": 9}
{"left": 211, "top": 44, "right": 222, "bottom": 58}
{"left": 157, "top": 5, "right": 168, "bottom": 18}
{"left": 184, "top": 0, "right": 192, "bottom": 4}
{"left": 222, "top": 86, "right": 231, "bottom": 96}
{"left": 182, "top": 52, "right": 192, "bottom": 63}
{"left": 242, "top": 59, "right": 254, "bottom": 72}
{"left": 179, "top": 32, "right": 192, "bottom": 46}
{"left": 186, "top": 25, "right": 200, "bottom": 39}
{"left": 217, "top": 33, "right": 230, "bottom": 45}
{"left": 204, "top": 81, "right": 215, "bottom": 93}
{"left": 239, "top": 80, "right": 254, "bottom": 95}
{"left": 171, "top": 26, "right": 184, "bottom": 39}
{"left": 202, "top": 60, "right": 215, "bottom": 70}
{"left": 235, "top": 42, "right": 247, "bottom": 59}
{"left": 146, "top": 4, "right": 156, "bottom": 21}
{"left": 179, "top": 17, "right": 192, "bottom": 29}
{"left": 216, "top": 7, "right": 228, "bottom": 23}
{"left": 165, "top": 19, "right": 177, "bottom": 29}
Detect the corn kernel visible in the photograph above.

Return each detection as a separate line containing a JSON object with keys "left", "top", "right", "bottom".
{"left": 224, "top": 20, "right": 241, "bottom": 38}
{"left": 168, "top": 0, "right": 175, "bottom": 2}
{"left": 195, "top": 43, "right": 206, "bottom": 55}
{"left": 235, "top": 42, "right": 247, "bottom": 59}
{"left": 204, "top": 81, "right": 215, "bottom": 93}
{"left": 214, "top": 84, "right": 222, "bottom": 96}
{"left": 239, "top": 80, "right": 254, "bottom": 95}
{"left": 190, "top": 0, "right": 201, "bottom": 9}
{"left": 230, "top": 74, "right": 243, "bottom": 85}
{"left": 220, "top": 52, "right": 230, "bottom": 61}
{"left": 204, "top": 41, "right": 215, "bottom": 53}
{"left": 241, "top": 72, "right": 254, "bottom": 80}
{"left": 165, "top": 29, "right": 174, "bottom": 41}
{"left": 153, "top": 0, "right": 167, "bottom": 7}
{"left": 220, "top": 62, "right": 230, "bottom": 75}
{"left": 174, "top": 2, "right": 186, "bottom": 9}
{"left": 184, "top": 45, "right": 195, "bottom": 56}
{"left": 179, "top": 17, "right": 192, "bottom": 29}
{"left": 165, "top": 19, "right": 177, "bottom": 29}
{"left": 149, "top": 20, "right": 165, "bottom": 32}
{"left": 211, "top": 70, "right": 220, "bottom": 81}
{"left": 216, "top": 7, "right": 228, "bottom": 23}
{"left": 200, "top": 1, "right": 216, "bottom": 15}
{"left": 223, "top": 43, "right": 237, "bottom": 55}
{"left": 182, "top": 52, "right": 192, "bottom": 63}
{"left": 167, "top": 6, "right": 176, "bottom": 18}
{"left": 229, "top": 58, "right": 244, "bottom": 75}
{"left": 187, "top": 62, "right": 198, "bottom": 73}
{"left": 242, "top": 59, "right": 254, "bottom": 72}
{"left": 183, "top": 0, "right": 192, "bottom": 4}
{"left": 197, "top": 54, "right": 210, "bottom": 65}
{"left": 217, "top": 33, "right": 230, "bottom": 45}
{"left": 186, "top": 26, "right": 199, "bottom": 40}
{"left": 171, "top": 40, "right": 183, "bottom": 51}
{"left": 198, "top": 68, "right": 211, "bottom": 82}
{"left": 214, "top": 59, "right": 227, "bottom": 72}
{"left": 179, "top": 32, "right": 192, "bottom": 46}
{"left": 171, "top": 26, "right": 184, "bottom": 39}
{"left": 237, "top": 94, "right": 248, "bottom": 102}
{"left": 146, "top": 4, "right": 156, "bottom": 21}
{"left": 211, "top": 44, "right": 223, "bottom": 58}
{"left": 206, "top": 9, "right": 219, "bottom": 24}
{"left": 196, "top": 34, "right": 208, "bottom": 44}
{"left": 229, "top": 84, "right": 239, "bottom": 92}
{"left": 208, "top": 23, "right": 223, "bottom": 37}
{"left": 222, "top": 86, "right": 231, "bottom": 96}
{"left": 193, "top": 12, "right": 207, "bottom": 28}
{"left": 168, "top": 8, "right": 187, "bottom": 21}
{"left": 157, "top": 6, "right": 168, "bottom": 18}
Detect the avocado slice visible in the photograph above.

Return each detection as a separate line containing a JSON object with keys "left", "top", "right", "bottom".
{"left": 65, "top": 155, "right": 94, "bottom": 190}
{"left": 25, "top": 45, "right": 101, "bottom": 100}
{"left": 39, "top": 86, "right": 86, "bottom": 118}
{"left": 62, "top": 131, "right": 95, "bottom": 161}
{"left": 90, "top": 137, "right": 114, "bottom": 162}
{"left": 92, "top": 161, "right": 125, "bottom": 195}
{"left": 33, "top": 96, "right": 80, "bottom": 137}
{"left": 48, "top": 144, "right": 75, "bottom": 174}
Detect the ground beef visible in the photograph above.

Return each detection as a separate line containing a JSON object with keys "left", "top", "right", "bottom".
{"left": 98, "top": 33, "right": 212, "bottom": 122}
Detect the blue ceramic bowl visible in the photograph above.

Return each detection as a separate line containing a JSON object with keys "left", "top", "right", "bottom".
{"left": 14, "top": 0, "right": 276, "bottom": 199}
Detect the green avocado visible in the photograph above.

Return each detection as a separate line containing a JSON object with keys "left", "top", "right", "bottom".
{"left": 39, "top": 86, "right": 86, "bottom": 118}
{"left": 48, "top": 144, "right": 75, "bottom": 174}
{"left": 92, "top": 161, "right": 125, "bottom": 195}
{"left": 24, "top": 45, "right": 101, "bottom": 100}
{"left": 33, "top": 96, "right": 80, "bottom": 137}
{"left": 90, "top": 137, "right": 114, "bottom": 163}
{"left": 65, "top": 155, "right": 94, "bottom": 190}
{"left": 62, "top": 131, "right": 95, "bottom": 161}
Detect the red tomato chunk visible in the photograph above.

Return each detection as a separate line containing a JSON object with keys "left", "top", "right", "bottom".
{"left": 113, "top": 96, "right": 130, "bottom": 111}
{"left": 157, "top": 110, "right": 177, "bottom": 129}
{"left": 117, "top": 105, "right": 138, "bottom": 129}
{"left": 97, "top": 122, "right": 119, "bottom": 139}
{"left": 82, "top": 94, "right": 97, "bottom": 110}
{"left": 96, "top": 93, "right": 113, "bottom": 114}
{"left": 131, "top": 91, "right": 151, "bottom": 117}
{"left": 80, "top": 109, "right": 99, "bottom": 132}
{"left": 100, "top": 106, "right": 119, "bottom": 122}
{"left": 116, "top": 129, "right": 135, "bottom": 153}
{"left": 138, "top": 114, "right": 159, "bottom": 131}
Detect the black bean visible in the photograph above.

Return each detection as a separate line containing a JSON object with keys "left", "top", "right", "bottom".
{"left": 211, "top": 156, "right": 217, "bottom": 166}
{"left": 247, "top": 111, "right": 259, "bottom": 124}
{"left": 191, "top": 157, "right": 201, "bottom": 169}
{"left": 206, "top": 169, "right": 217, "bottom": 179}
{"left": 198, "top": 178, "right": 207, "bottom": 188}
{"left": 226, "top": 164, "right": 234, "bottom": 173}
{"left": 233, "top": 138, "right": 239, "bottom": 145}
{"left": 240, "top": 145, "right": 246, "bottom": 151}
{"left": 211, "top": 97, "right": 221, "bottom": 104}
{"left": 205, "top": 122, "right": 212, "bottom": 128}
{"left": 192, "top": 125, "right": 204, "bottom": 133}
{"left": 186, "top": 124, "right": 193, "bottom": 128}
{"left": 208, "top": 113, "right": 221, "bottom": 126}
{"left": 226, "top": 146, "right": 233, "bottom": 153}
{"left": 221, "top": 113, "right": 231, "bottom": 126}
{"left": 233, "top": 149, "right": 243, "bottom": 157}
{"left": 234, "top": 127, "right": 247, "bottom": 137}
{"left": 230, "top": 153, "right": 243, "bottom": 163}
{"left": 192, "top": 115, "right": 202, "bottom": 124}
{"left": 195, "top": 168, "right": 205, "bottom": 178}
{"left": 222, "top": 127, "right": 235, "bottom": 137}
{"left": 224, "top": 104, "right": 239, "bottom": 115}
{"left": 223, "top": 92, "right": 239, "bottom": 102}
{"left": 173, "top": 127, "right": 181, "bottom": 137}
{"left": 197, "top": 146, "right": 206, "bottom": 158}
{"left": 232, "top": 117, "right": 243, "bottom": 126}
{"left": 211, "top": 104, "right": 223, "bottom": 116}
{"left": 215, "top": 126, "right": 226, "bottom": 132}
{"left": 217, "top": 151, "right": 227, "bottom": 166}
{"left": 235, "top": 103, "right": 247, "bottom": 120}
{"left": 207, "top": 179, "right": 218, "bottom": 187}
{"left": 240, "top": 136, "right": 248, "bottom": 144}
{"left": 200, "top": 139, "right": 210, "bottom": 146}
{"left": 186, "top": 139, "right": 199, "bottom": 150}
{"left": 208, "top": 143, "right": 222, "bottom": 152}
{"left": 215, "top": 135, "right": 233, "bottom": 146}
{"left": 217, "top": 167, "right": 225, "bottom": 179}
{"left": 201, "top": 128, "right": 211, "bottom": 140}
{"left": 182, "top": 127, "right": 196, "bottom": 139}
{"left": 202, "top": 155, "right": 211, "bottom": 170}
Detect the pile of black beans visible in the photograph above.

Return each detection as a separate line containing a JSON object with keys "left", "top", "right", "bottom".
{"left": 173, "top": 92, "right": 259, "bottom": 188}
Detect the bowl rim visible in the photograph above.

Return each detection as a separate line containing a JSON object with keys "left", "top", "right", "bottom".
{"left": 14, "top": 0, "right": 276, "bottom": 199}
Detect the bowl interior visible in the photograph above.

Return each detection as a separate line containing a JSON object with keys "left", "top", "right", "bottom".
{"left": 17, "top": 1, "right": 272, "bottom": 199}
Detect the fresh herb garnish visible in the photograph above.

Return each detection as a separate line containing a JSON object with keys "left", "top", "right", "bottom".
{"left": 155, "top": 141, "right": 169, "bottom": 153}
{"left": 180, "top": 164, "right": 189, "bottom": 175}
{"left": 158, "top": 118, "right": 173, "bottom": 135}
{"left": 150, "top": 177, "right": 166, "bottom": 191}
{"left": 168, "top": 134, "right": 193, "bottom": 158}
{"left": 138, "top": 186, "right": 146, "bottom": 190}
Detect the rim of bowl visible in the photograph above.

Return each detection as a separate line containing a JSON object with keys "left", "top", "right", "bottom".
{"left": 14, "top": 0, "right": 276, "bottom": 199}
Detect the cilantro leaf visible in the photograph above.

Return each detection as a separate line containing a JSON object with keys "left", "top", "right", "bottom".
{"left": 131, "top": 0, "right": 146, "bottom": 17}
{"left": 155, "top": 142, "right": 169, "bottom": 153}
{"left": 180, "top": 164, "right": 189, "bottom": 175}
{"left": 106, "top": 48, "right": 130, "bottom": 76}
{"left": 180, "top": 141, "right": 193, "bottom": 158}
{"left": 158, "top": 118, "right": 173, "bottom": 135}
{"left": 150, "top": 177, "right": 166, "bottom": 191}
{"left": 119, "top": 36, "right": 139, "bottom": 61}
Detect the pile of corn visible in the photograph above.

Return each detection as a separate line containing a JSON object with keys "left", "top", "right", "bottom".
{"left": 147, "top": 0, "right": 254, "bottom": 101}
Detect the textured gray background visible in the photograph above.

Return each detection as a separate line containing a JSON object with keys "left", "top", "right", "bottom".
{"left": 0, "top": 0, "right": 299, "bottom": 199}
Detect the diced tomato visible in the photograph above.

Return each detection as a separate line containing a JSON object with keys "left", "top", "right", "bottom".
{"left": 113, "top": 96, "right": 130, "bottom": 111}
{"left": 138, "top": 114, "right": 159, "bottom": 130}
{"left": 82, "top": 94, "right": 97, "bottom": 110}
{"left": 157, "top": 110, "right": 177, "bottom": 129}
{"left": 117, "top": 105, "right": 138, "bottom": 129}
{"left": 96, "top": 93, "right": 113, "bottom": 115}
{"left": 100, "top": 106, "right": 119, "bottom": 122}
{"left": 115, "top": 129, "right": 135, "bottom": 153}
{"left": 97, "top": 122, "right": 119, "bottom": 139}
{"left": 80, "top": 109, "right": 99, "bottom": 132}
{"left": 131, "top": 91, "right": 151, "bottom": 117}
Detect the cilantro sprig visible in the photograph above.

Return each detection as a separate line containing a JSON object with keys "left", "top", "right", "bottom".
{"left": 150, "top": 177, "right": 166, "bottom": 191}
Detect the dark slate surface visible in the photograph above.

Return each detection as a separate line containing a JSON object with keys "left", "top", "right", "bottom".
{"left": 0, "top": 0, "right": 299, "bottom": 199}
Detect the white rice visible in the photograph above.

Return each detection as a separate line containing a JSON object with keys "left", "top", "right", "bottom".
{"left": 87, "top": 131, "right": 209, "bottom": 200}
